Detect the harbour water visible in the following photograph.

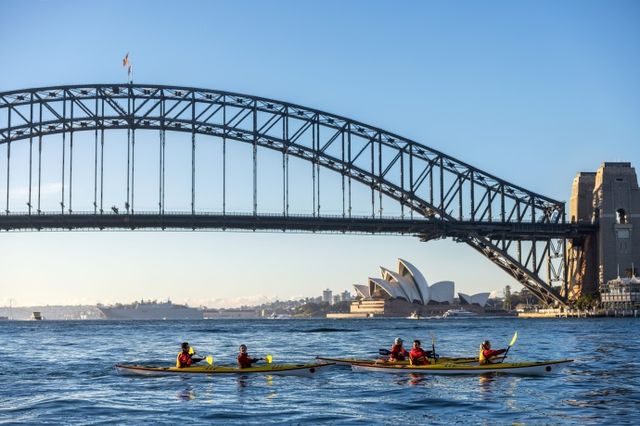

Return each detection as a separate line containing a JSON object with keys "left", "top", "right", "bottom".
{"left": 1, "top": 317, "right": 638, "bottom": 424}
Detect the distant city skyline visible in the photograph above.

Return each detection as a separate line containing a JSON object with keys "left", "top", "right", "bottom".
{"left": 1, "top": 0, "right": 639, "bottom": 306}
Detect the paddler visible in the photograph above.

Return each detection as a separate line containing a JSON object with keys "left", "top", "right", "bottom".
{"left": 478, "top": 340, "right": 507, "bottom": 365}
{"left": 176, "top": 342, "right": 204, "bottom": 368}
{"left": 237, "top": 344, "right": 263, "bottom": 369}
{"left": 389, "top": 337, "right": 409, "bottom": 361}
{"left": 409, "top": 340, "right": 431, "bottom": 365}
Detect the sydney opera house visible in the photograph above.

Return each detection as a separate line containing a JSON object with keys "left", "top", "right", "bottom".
{"left": 340, "top": 259, "right": 490, "bottom": 318}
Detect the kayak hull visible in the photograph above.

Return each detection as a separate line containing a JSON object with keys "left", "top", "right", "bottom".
{"left": 350, "top": 359, "right": 573, "bottom": 376}
{"left": 115, "top": 362, "right": 334, "bottom": 377}
{"left": 316, "top": 356, "right": 477, "bottom": 366}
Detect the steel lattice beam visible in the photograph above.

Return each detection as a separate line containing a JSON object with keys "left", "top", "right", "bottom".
{"left": 0, "top": 84, "right": 595, "bottom": 306}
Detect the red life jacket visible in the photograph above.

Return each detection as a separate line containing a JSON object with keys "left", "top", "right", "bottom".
{"left": 237, "top": 353, "right": 257, "bottom": 368}
{"left": 390, "top": 344, "right": 408, "bottom": 360}
{"left": 409, "top": 347, "right": 430, "bottom": 365}
{"left": 176, "top": 352, "right": 192, "bottom": 368}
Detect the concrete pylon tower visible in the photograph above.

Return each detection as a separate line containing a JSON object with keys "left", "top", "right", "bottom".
{"left": 593, "top": 162, "right": 640, "bottom": 285}
{"left": 566, "top": 172, "right": 597, "bottom": 299}
{"left": 567, "top": 163, "right": 640, "bottom": 300}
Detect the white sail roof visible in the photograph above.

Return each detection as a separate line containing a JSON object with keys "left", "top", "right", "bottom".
{"left": 368, "top": 278, "right": 408, "bottom": 301}
{"left": 380, "top": 267, "right": 423, "bottom": 304}
{"left": 430, "top": 281, "right": 455, "bottom": 304}
{"left": 353, "top": 259, "right": 459, "bottom": 306}
{"left": 458, "top": 292, "right": 490, "bottom": 307}
{"left": 398, "top": 258, "right": 430, "bottom": 303}
{"left": 354, "top": 284, "right": 371, "bottom": 299}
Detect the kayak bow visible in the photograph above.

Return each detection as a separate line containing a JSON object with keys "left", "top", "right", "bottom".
{"left": 115, "top": 362, "right": 334, "bottom": 377}
{"left": 350, "top": 359, "right": 573, "bottom": 376}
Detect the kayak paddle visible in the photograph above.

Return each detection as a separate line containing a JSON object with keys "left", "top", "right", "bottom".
{"left": 499, "top": 331, "right": 518, "bottom": 363}
{"left": 378, "top": 349, "right": 391, "bottom": 356}
{"left": 431, "top": 334, "right": 437, "bottom": 364}
{"left": 206, "top": 355, "right": 214, "bottom": 365}
{"left": 265, "top": 354, "right": 273, "bottom": 364}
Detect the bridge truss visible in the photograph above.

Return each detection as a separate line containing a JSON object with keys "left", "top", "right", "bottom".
{"left": 0, "top": 84, "right": 595, "bottom": 306}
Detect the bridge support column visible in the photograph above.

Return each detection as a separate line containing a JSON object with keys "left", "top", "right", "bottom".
{"left": 567, "top": 162, "right": 640, "bottom": 300}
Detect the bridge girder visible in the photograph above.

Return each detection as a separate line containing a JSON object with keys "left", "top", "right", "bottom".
{"left": 0, "top": 84, "right": 591, "bottom": 306}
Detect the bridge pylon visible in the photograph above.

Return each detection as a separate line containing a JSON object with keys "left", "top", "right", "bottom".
{"left": 567, "top": 162, "right": 640, "bottom": 300}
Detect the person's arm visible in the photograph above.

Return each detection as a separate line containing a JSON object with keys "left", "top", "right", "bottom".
{"left": 487, "top": 349, "right": 506, "bottom": 358}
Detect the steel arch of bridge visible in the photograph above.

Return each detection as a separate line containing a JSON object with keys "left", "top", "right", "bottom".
{"left": 0, "top": 84, "right": 593, "bottom": 306}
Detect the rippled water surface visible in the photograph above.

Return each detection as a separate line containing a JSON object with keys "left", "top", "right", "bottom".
{"left": 1, "top": 318, "right": 639, "bottom": 424}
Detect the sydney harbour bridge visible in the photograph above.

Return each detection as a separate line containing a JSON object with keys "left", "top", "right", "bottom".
{"left": 0, "top": 84, "right": 597, "bottom": 306}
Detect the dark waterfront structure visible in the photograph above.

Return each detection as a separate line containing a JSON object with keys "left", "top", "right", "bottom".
{"left": 0, "top": 84, "right": 632, "bottom": 307}
{"left": 567, "top": 163, "right": 640, "bottom": 299}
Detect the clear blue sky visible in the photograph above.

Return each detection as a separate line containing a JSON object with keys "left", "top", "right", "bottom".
{"left": 1, "top": 0, "right": 639, "bottom": 306}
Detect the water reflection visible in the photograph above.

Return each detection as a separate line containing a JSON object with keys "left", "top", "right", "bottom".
{"left": 408, "top": 373, "right": 426, "bottom": 386}
{"left": 178, "top": 384, "right": 196, "bottom": 401}
{"left": 237, "top": 376, "right": 250, "bottom": 389}
{"left": 478, "top": 373, "right": 496, "bottom": 397}
{"left": 396, "top": 373, "right": 428, "bottom": 386}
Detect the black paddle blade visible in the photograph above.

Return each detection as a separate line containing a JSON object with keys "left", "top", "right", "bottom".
{"left": 378, "top": 348, "right": 391, "bottom": 356}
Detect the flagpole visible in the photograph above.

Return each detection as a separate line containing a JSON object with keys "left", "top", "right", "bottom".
{"left": 123, "top": 52, "right": 130, "bottom": 85}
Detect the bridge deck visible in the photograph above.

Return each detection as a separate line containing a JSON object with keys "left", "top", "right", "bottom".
{"left": 0, "top": 213, "right": 596, "bottom": 239}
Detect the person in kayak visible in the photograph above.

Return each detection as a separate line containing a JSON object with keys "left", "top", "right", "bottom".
{"left": 479, "top": 340, "right": 506, "bottom": 365}
{"left": 389, "top": 337, "right": 409, "bottom": 361}
{"left": 409, "top": 340, "right": 431, "bottom": 366}
{"left": 176, "top": 342, "right": 204, "bottom": 368}
{"left": 237, "top": 344, "right": 263, "bottom": 369}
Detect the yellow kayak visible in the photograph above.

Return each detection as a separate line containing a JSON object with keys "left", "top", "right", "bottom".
{"left": 350, "top": 359, "right": 573, "bottom": 376}
{"left": 316, "top": 356, "right": 478, "bottom": 366}
{"left": 115, "top": 362, "right": 334, "bottom": 377}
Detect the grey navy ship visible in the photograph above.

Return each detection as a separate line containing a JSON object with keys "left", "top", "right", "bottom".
{"left": 97, "top": 299, "right": 203, "bottom": 320}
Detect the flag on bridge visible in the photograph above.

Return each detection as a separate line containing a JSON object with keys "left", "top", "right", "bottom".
{"left": 122, "top": 53, "right": 132, "bottom": 82}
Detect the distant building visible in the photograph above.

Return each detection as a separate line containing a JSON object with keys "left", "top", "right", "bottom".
{"left": 340, "top": 291, "right": 352, "bottom": 302}
{"left": 600, "top": 276, "right": 640, "bottom": 309}
{"left": 341, "top": 259, "right": 489, "bottom": 318}
{"left": 353, "top": 259, "right": 459, "bottom": 305}
{"left": 322, "top": 289, "right": 332, "bottom": 303}
{"left": 332, "top": 294, "right": 341, "bottom": 305}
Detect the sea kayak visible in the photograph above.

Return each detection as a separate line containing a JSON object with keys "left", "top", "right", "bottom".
{"left": 350, "top": 359, "right": 573, "bottom": 376}
{"left": 115, "top": 362, "right": 334, "bottom": 377}
{"left": 316, "top": 356, "right": 478, "bottom": 366}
